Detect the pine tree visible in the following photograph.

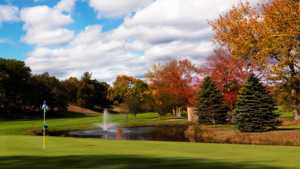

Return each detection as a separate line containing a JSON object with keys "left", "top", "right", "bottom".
{"left": 235, "top": 75, "right": 279, "bottom": 132}
{"left": 197, "top": 77, "right": 228, "bottom": 124}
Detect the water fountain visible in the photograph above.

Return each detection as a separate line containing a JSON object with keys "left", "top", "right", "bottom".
{"left": 102, "top": 108, "right": 109, "bottom": 132}
{"left": 100, "top": 108, "right": 117, "bottom": 134}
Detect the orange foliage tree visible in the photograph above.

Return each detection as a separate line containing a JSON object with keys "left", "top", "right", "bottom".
{"left": 210, "top": 0, "right": 300, "bottom": 119}
{"left": 146, "top": 59, "right": 199, "bottom": 115}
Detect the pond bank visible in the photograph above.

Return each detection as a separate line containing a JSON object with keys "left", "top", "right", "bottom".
{"left": 32, "top": 124, "right": 300, "bottom": 146}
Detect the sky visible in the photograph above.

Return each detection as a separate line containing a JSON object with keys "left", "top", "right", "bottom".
{"left": 0, "top": 0, "right": 258, "bottom": 82}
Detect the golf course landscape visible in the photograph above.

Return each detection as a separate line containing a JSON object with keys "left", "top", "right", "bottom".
{"left": 1, "top": 0, "right": 299, "bottom": 168}
{"left": 1, "top": 112, "right": 300, "bottom": 169}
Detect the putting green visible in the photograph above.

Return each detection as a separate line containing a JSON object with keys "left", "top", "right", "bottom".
{"left": 1, "top": 135, "right": 300, "bottom": 169}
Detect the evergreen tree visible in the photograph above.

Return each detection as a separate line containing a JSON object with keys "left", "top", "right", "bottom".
{"left": 197, "top": 77, "right": 228, "bottom": 124}
{"left": 235, "top": 75, "right": 279, "bottom": 132}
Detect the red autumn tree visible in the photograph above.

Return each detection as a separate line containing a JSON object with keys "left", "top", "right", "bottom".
{"left": 146, "top": 59, "right": 199, "bottom": 115}
{"left": 199, "top": 48, "right": 250, "bottom": 109}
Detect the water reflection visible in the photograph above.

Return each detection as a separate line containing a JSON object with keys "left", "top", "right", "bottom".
{"left": 67, "top": 125, "right": 194, "bottom": 142}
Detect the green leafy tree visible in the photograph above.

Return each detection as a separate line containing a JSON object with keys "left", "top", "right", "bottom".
{"left": 197, "top": 77, "right": 228, "bottom": 124}
{"left": 77, "top": 72, "right": 94, "bottom": 108}
{"left": 0, "top": 58, "right": 71, "bottom": 118}
{"left": 127, "top": 79, "right": 153, "bottom": 117}
{"left": 62, "top": 77, "right": 80, "bottom": 103}
{"left": 31, "top": 73, "right": 69, "bottom": 114}
{"left": 77, "top": 72, "right": 110, "bottom": 110}
{"left": 235, "top": 75, "right": 279, "bottom": 132}
{"left": 0, "top": 58, "right": 32, "bottom": 117}
{"left": 110, "top": 75, "right": 153, "bottom": 117}
{"left": 109, "top": 75, "right": 135, "bottom": 104}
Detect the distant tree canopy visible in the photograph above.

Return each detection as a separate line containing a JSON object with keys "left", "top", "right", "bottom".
{"left": 0, "top": 59, "right": 69, "bottom": 118}
{"left": 31, "top": 73, "right": 68, "bottom": 113}
{"left": 110, "top": 75, "right": 153, "bottom": 116}
{"left": 0, "top": 58, "right": 111, "bottom": 118}
{"left": 0, "top": 58, "right": 32, "bottom": 118}
{"left": 62, "top": 77, "right": 80, "bottom": 103}
{"left": 77, "top": 72, "right": 111, "bottom": 110}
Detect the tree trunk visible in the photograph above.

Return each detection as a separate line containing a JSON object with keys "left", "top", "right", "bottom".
{"left": 176, "top": 107, "right": 182, "bottom": 117}
{"left": 172, "top": 108, "right": 176, "bottom": 116}
{"left": 292, "top": 88, "right": 300, "bottom": 120}
{"left": 289, "top": 63, "right": 299, "bottom": 120}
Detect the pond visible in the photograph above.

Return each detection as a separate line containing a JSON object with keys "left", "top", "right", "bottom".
{"left": 66, "top": 125, "right": 191, "bottom": 142}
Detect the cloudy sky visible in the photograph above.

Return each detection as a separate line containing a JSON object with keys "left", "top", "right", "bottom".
{"left": 0, "top": 0, "right": 258, "bottom": 82}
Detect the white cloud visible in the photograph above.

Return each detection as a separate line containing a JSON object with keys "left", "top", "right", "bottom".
{"left": 20, "top": 1, "right": 75, "bottom": 46}
{"left": 55, "top": 0, "right": 76, "bottom": 13}
{"left": 88, "top": 0, "right": 154, "bottom": 18}
{"left": 0, "top": 5, "right": 19, "bottom": 22}
{"left": 26, "top": 0, "right": 259, "bottom": 82}
{"left": 26, "top": 25, "right": 145, "bottom": 81}
{"left": 144, "top": 41, "right": 214, "bottom": 63}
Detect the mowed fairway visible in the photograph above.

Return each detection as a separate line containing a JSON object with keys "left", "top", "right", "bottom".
{"left": 1, "top": 135, "right": 300, "bottom": 169}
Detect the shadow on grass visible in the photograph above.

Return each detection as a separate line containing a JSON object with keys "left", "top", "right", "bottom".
{"left": 0, "top": 155, "right": 282, "bottom": 169}
{"left": 0, "top": 111, "right": 96, "bottom": 122}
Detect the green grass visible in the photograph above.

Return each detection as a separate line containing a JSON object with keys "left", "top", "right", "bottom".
{"left": 1, "top": 135, "right": 300, "bottom": 169}
{"left": 1, "top": 112, "right": 299, "bottom": 169}
{"left": 0, "top": 112, "right": 182, "bottom": 135}
{"left": 0, "top": 116, "right": 100, "bottom": 135}
{"left": 277, "top": 107, "right": 294, "bottom": 119}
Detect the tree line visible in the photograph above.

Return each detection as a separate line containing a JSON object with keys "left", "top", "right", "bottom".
{"left": 0, "top": 55, "right": 280, "bottom": 132}
{"left": 0, "top": 58, "right": 110, "bottom": 118}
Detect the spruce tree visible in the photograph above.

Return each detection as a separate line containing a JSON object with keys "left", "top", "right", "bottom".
{"left": 197, "top": 77, "right": 228, "bottom": 124}
{"left": 235, "top": 75, "right": 279, "bottom": 132}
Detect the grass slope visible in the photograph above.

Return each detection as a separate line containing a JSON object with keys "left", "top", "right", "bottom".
{"left": 0, "top": 112, "right": 185, "bottom": 135}
{"left": 1, "top": 135, "right": 300, "bottom": 169}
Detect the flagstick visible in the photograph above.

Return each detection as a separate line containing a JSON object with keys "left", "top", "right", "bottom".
{"left": 43, "top": 128, "right": 46, "bottom": 149}
{"left": 42, "top": 101, "right": 48, "bottom": 150}
{"left": 43, "top": 108, "right": 46, "bottom": 149}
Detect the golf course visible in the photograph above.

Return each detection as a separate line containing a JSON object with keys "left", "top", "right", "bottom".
{"left": 1, "top": 0, "right": 299, "bottom": 168}
{"left": 1, "top": 113, "right": 300, "bottom": 169}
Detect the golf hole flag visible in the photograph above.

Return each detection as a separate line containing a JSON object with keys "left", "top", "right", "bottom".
{"left": 42, "top": 100, "right": 48, "bottom": 149}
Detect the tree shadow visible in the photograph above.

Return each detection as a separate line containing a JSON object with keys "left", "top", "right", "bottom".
{"left": 0, "top": 111, "right": 95, "bottom": 121}
{"left": 0, "top": 155, "right": 282, "bottom": 169}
